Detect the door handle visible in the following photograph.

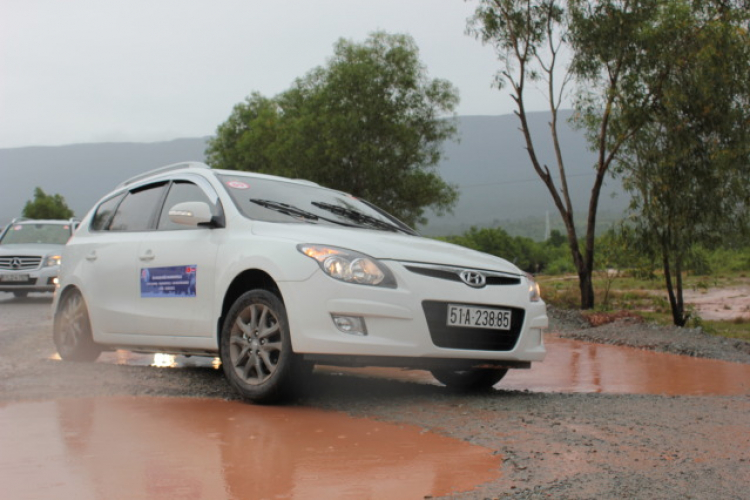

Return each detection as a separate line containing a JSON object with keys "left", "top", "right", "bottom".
{"left": 85, "top": 251, "right": 97, "bottom": 262}
{"left": 139, "top": 249, "right": 155, "bottom": 261}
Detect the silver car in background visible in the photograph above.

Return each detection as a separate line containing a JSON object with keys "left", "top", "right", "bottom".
{"left": 0, "top": 218, "right": 78, "bottom": 297}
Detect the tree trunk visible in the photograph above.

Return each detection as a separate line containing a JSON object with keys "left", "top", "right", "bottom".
{"left": 674, "top": 254, "right": 687, "bottom": 326}
{"left": 578, "top": 268, "right": 595, "bottom": 310}
{"left": 663, "top": 248, "right": 687, "bottom": 327}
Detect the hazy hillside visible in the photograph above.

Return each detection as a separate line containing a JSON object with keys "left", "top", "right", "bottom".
{"left": 0, "top": 112, "right": 628, "bottom": 237}
{"left": 427, "top": 111, "right": 627, "bottom": 237}
{"left": 0, "top": 138, "right": 210, "bottom": 223}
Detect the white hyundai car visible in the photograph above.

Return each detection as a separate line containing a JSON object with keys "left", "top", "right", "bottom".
{"left": 53, "top": 162, "right": 547, "bottom": 403}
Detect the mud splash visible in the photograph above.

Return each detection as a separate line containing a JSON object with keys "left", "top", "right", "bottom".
{"left": 0, "top": 397, "right": 500, "bottom": 499}
{"left": 55, "top": 335, "right": 750, "bottom": 397}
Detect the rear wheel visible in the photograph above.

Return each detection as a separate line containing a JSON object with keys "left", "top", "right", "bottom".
{"left": 430, "top": 368, "right": 508, "bottom": 392}
{"left": 53, "top": 289, "right": 102, "bottom": 362}
{"left": 220, "top": 290, "right": 303, "bottom": 404}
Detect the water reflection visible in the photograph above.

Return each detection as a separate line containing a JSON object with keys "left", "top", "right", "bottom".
{"left": 0, "top": 398, "right": 500, "bottom": 499}
{"left": 502, "top": 337, "right": 750, "bottom": 396}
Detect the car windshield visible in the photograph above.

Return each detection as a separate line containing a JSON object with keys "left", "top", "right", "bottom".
{"left": 217, "top": 174, "right": 416, "bottom": 234}
{"left": 0, "top": 223, "right": 72, "bottom": 245}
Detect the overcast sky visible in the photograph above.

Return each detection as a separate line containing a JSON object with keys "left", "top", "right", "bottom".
{"left": 0, "top": 0, "right": 551, "bottom": 149}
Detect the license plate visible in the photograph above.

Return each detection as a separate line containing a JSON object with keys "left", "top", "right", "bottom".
{"left": 447, "top": 304, "right": 512, "bottom": 330}
{"left": 0, "top": 274, "right": 29, "bottom": 282}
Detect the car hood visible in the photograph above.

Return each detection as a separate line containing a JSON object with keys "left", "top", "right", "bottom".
{"left": 0, "top": 244, "right": 62, "bottom": 256}
{"left": 250, "top": 222, "right": 522, "bottom": 275}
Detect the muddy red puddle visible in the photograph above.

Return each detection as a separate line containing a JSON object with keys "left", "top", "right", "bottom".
{"left": 504, "top": 336, "right": 750, "bottom": 395}
{"left": 318, "top": 336, "right": 750, "bottom": 396}
{"left": 0, "top": 397, "right": 500, "bottom": 499}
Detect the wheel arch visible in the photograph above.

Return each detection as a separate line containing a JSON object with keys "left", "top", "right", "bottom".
{"left": 54, "top": 284, "right": 83, "bottom": 317}
{"left": 218, "top": 269, "right": 283, "bottom": 338}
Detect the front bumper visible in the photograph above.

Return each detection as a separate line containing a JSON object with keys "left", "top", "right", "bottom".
{"left": 280, "top": 261, "right": 547, "bottom": 365}
{"left": 0, "top": 267, "right": 58, "bottom": 293}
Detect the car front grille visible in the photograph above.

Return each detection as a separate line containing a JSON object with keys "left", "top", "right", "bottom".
{"left": 422, "top": 301, "right": 525, "bottom": 351}
{"left": 0, "top": 256, "right": 42, "bottom": 270}
{"left": 404, "top": 263, "right": 521, "bottom": 286}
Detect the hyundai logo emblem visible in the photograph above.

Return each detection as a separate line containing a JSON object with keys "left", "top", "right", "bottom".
{"left": 459, "top": 270, "right": 486, "bottom": 288}
{"left": 11, "top": 257, "right": 22, "bottom": 270}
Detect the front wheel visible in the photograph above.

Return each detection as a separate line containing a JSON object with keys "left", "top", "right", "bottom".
{"left": 220, "top": 290, "right": 303, "bottom": 404}
{"left": 430, "top": 368, "right": 508, "bottom": 392}
{"left": 13, "top": 291, "right": 28, "bottom": 298}
{"left": 53, "top": 289, "right": 102, "bottom": 362}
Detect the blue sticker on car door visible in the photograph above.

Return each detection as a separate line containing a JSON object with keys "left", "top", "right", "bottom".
{"left": 140, "top": 265, "right": 197, "bottom": 297}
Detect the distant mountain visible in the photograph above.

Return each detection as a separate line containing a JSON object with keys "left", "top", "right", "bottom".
{"left": 0, "top": 138, "right": 211, "bottom": 224}
{"left": 427, "top": 111, "right": 627, "bottom": 237}
{"left": 0, "top": 112, "right": 628, "bottom": 237}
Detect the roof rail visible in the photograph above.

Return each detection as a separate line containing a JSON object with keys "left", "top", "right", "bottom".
{"left": 118, "top": 162, "right": 211, "bottom": 188}
{"left": 10, "top": 217, "right": 31, "bottom": 224}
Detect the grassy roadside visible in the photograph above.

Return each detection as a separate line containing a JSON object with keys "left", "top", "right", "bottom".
{"left": 537, "top": 273, "right": 750, "bottom": 341}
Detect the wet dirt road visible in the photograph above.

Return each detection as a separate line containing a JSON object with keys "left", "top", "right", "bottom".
{"left": 1, "top": 293, "right": 749, "bottom": 499}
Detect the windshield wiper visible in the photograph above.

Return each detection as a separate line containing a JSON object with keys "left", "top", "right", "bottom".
{"left": 250, "top": 199, "right": 320, "bottom": 221}
{"left": 250, "top": 199, "right": 355, "bottom": 227}
{"left": 310, "top": 201, "right": 409, "bottom": 233}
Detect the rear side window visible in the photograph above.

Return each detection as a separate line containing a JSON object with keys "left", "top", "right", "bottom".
{"left": 91, "top": 193, "right": 125, "bottom": 231}
{"left": 108, "top": 183, "right": 167, "bottom": 232}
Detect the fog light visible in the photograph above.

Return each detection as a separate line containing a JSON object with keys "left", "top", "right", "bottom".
{"left": 332, "top": 315, "right": 367, "bottom": 336}
{"left": 532, "top": 328, "right": 543, "bottom": 346}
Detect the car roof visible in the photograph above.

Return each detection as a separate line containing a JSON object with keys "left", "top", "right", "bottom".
{"left": 117, "top": 162, "right": 322, "bottom": 190}
{"left": 212, "top": 168, "right": 321, "bottom": 187}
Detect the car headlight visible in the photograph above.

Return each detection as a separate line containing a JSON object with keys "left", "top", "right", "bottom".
{"left": 298, "top": 244, "right": 396, "bottom": 287}
{"left": 45, "top": 255, "right": 62, "bottom": 267}
{"left": 526, "top": 273, "right": 541, "bottom": 302}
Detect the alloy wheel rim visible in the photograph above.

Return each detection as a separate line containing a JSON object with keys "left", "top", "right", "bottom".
{"left": 229, "top": 303, "right": 283, "bottom": 385}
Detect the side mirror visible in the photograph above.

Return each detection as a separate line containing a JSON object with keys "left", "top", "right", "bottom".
{"left": 168, "top": 202, "right": 213, "bottom": 227}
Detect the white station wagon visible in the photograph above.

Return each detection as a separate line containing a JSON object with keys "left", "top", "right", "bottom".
{"left": 53, "top": 162, "right": 547, "bottom": 402}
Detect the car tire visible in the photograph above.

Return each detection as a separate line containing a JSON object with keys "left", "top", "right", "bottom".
{"left": 220, "top": 290, "right": 303, "bottom": 404}
{"left": 13, "top": 291, "right": 28, "bottom": 298}
{"left": 430, "top": 368, "right": 508, "bottom": 391}
{"left": 53, "top": 289, "right": 102, "bottom": 362}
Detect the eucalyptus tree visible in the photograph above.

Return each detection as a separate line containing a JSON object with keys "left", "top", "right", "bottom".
{"left": 614, "top": 0, "right": 750, "bottom": 325}
{"left": 206, "top": 32, "right": 459, "bottom": 228}
{"left": 469, "top": 0, "right": 662, "bottom": 309}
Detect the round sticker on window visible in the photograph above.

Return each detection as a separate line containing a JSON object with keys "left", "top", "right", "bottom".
{"left": 226, "top": 181, "right": 250, "bottom": 190}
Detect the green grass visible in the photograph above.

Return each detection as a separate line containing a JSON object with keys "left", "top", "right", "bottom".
{"left": 703, "top": 318, "right": 750, "bottom": 341}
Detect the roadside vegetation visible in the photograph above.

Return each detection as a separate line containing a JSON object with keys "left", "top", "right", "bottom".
{"left": 22, "top": 187, "right": 74, "bottom": 220}
{"left": 441, "top": 225, "right": 750, "bottom": 341}
{"left": 468, "top": 0, "right": 750, "bottom": 313}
